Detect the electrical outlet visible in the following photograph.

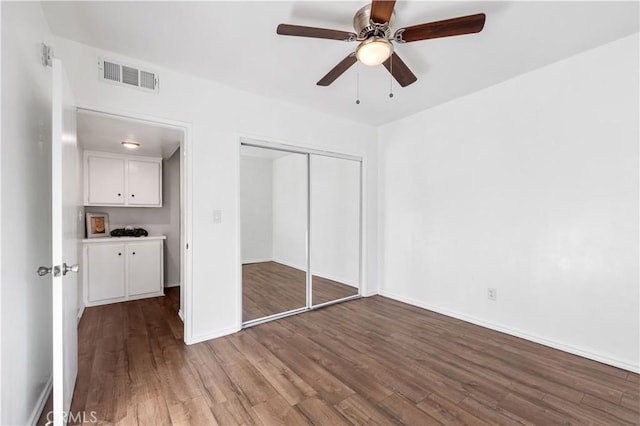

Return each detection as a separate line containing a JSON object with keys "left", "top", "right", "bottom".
{"left": 488, "top": 288, "right": 497, "bottom": 301}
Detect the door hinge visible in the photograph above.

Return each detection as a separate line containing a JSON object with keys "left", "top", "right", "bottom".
{"left": 41, "top": 43, "right": 53, "bottom": 67}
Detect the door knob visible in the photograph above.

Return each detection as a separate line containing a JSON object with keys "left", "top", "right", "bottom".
{"left": 62, "top": 263, "right": 79, "bottom": 276}
{"left": 37, "top": 266, "right": 52, "bottom": 276}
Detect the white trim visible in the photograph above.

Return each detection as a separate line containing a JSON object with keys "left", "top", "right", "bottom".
{"left": 164, "top": 282, "right": 180, "bottom": 288}
{"left": 271, "top": 257, "right": 306, "bottom": 272}
{"left": 235, "top": 137, "right": 243, "bottom": 331}
{"left": 240, "top": 136, "right": 363, "bottom": 162}
{"left": 76, "top": 305, "right": 85, "bottom": 324}
{"left": 178, "top": 309, "right": 184, "bottom": 321}
{"left": 359, "top": 157, "right": 367, "bottom": 297}
{"left": 241, "top": 258, "right": 273, "bottom": 265}
{"left": 29, "top": 375, "right": 52, "bottom": 426}
{"left": 186, "top": 325, "right": 240, "bottom": 345}
{"left": 379, "top": 290, "right": 640, "bottom": 373}
{"left": 75, "top": 103, "right": 194, "bottom": 345}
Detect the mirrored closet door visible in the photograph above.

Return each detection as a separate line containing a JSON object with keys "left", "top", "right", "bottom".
{"left": 240, "top": 142, "right": 362, "bottom": 326}
{"left": 240, "top": 145, "right": 308, "bottom": 323}
{"left": 310, "top": 155, "right": 361, "bottom": 306}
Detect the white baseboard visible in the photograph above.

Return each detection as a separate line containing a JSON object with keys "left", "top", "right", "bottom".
{"left": 164, "top": 282, "right": 181, "bottom": 288}
{"left": 76, "top": 305, "right": 85, "bottom": 324}
{"left": 186, "top": 325, "right": 240, "bottom": 345}
{"left": 241, "top": 258, "right": 273, "bottom": 265}
{"left": 178, "top": 309, "right": 184, "bottom": 321}
{"left": 271, "top": 257, "right": 306, "bottom": 271}
{"left": 29, "top": 375, "right": 52, "bottom": 426}
{"left": 378, "top": 290, "right": 640, "bottom": 373}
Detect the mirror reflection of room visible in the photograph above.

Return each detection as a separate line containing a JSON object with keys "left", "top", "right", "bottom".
{"left": 310, "top": 155, "right": 360, "bottom": 306}
{"left": 240, "top": 145, "right": 308, "bottom": 323}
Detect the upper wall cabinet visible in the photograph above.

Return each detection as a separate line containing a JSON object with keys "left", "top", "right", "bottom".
{"left": 84, "top": 150, "right": 162, "bottom": 207}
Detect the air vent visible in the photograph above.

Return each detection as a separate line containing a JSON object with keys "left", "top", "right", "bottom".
{"left": 99, "top": 58, "right": 159, "bottom": 93}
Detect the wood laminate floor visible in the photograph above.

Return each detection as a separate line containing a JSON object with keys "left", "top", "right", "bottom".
{"left": 40, "top": 288, "right": 639, "bottom": 425}
{"left": 242, "top": 261, "right": 358, "bottom": 322}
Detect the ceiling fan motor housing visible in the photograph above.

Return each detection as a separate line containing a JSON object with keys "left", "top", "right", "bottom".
{"left": 353, "top": 4, "right": 394, "bottom": 39}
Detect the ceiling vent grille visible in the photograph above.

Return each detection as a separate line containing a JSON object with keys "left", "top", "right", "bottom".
{"left": 99, "top": 58, "right": 159, "bottom": 93}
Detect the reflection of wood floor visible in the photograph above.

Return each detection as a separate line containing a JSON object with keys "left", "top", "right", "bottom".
{"left": 43, "top": 287, "right": 639, "bottom": 425}
{"left": 242, "top": 261, "right": 358, "bottom": 322}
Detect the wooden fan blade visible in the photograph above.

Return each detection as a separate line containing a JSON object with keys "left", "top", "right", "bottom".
{"left": 317, "top": 53, "right": 357, "bottom": 86}
{"left": 382, "top": 52, "right": 417, "bottom": 87}
{"left": 397, "top": 13, "right": 486, "bottom": 43}
{"left": 277, "top": 24, "right": 356, "bottom": 41}
{"left": 370, "top": 0, "right": 396, "bottom": 24}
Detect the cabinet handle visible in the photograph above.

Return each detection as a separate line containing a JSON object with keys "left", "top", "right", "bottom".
{"left": 131, "top": 194, "right": 135, "bottom": 197}
{"left": 117, "top": 193, "right": 121, "bottom": 196}
{"left": 132, "top": 252, "right": 136, "bottom": 255}
{"left": 118, "top": 252, "right": 122, "bottom": 256}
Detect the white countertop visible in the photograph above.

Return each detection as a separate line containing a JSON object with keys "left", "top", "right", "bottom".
{"left": 82, "top": 235, "right": 166, "bottom": 244}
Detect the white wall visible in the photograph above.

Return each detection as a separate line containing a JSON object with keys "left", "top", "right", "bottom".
{"left": 379, "top": 34, "right": 639, "bottom": 371}
{"left": 1, "top": 2, "right": 55, "bottom": 424}
{"left": 272, "top": 153, "right": 308, "bottom": 270}
{"left": 86, "top": 148, "right": 181, "bottom": 287}
{"left": 240, "top": 155, "right": 273, "bottom": 263}
{"left": 52, "top": 35, "right": 379, "bottom": 342}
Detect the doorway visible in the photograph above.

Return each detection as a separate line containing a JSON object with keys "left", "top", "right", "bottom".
{"left": 75, "top": 108, "right": 192, "bottom": 338}
{"left": 240, "top": 139, "right": 363, "bottom": 326}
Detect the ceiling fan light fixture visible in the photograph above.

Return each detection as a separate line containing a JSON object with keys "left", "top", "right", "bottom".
{"left": 356, "top": 37, "right": 393, "bottom": 66}
{"left": 121, "top": 140, "right": 140, "bottom": 149}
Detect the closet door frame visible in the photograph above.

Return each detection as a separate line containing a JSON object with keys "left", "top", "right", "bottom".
{"left": 239, "top": 138, "right": 363, "bottom": 328}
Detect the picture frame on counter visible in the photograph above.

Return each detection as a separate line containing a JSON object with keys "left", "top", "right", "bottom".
{"left": 86, "top": 212, "right": 110, "bottom": 238}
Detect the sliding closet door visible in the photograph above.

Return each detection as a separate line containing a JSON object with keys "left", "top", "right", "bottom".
{"left": 310, "top": 155, "right": 361, "bottom": 306}
{"left": 240, "top": 145, "right": 308, "bottom": 323}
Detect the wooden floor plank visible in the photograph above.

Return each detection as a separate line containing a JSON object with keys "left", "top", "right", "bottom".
{"left": 39, "top": 287, "right": 639, "bottom": 426}
{"left": 242, "top": 262, "right": 357, "bottom": 322}
{"left": 251, "top": 394, "right": 311, "bottom": 426}
{"left": 295, "top": 397, "right": 351, "bottom": 425}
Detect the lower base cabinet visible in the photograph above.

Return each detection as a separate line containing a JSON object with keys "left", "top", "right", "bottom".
{"left": 83, "top": 236, "right": 165, "bottom": 306}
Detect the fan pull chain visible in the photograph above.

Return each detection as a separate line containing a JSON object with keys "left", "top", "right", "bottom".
{"left": 389, "top": 54, "right": 394, "bottom": 98}
{"left": 356, "top": 63, "right": 361, "bottom": 105}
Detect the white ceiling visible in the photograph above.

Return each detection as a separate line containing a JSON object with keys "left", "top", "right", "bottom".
{"left": 77, "top": 110, "right": 182, "bottom": 158}
{"left": 43, "top": 1, "right": 639, "bottom": 126}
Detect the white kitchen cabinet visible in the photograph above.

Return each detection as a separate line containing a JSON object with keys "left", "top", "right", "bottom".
{"left": 83, "top": 236, "right": 165, "bottom": 306}
{"left": 86, "top": 243, "right": 126, "bottom": 302}
{"left": 87, "top": 156, "right": 125, "bottom": 205}
{"left": 127, "top": 240, "right": 163, "bottom": 297}
{"left": 84, "top": 151, "right": 162, "bottom": 207}
{"left": 127, "top": 159, "right": 161, "bottom": 205}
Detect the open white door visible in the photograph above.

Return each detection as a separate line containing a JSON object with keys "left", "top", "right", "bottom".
{"left": 51, "top": 58, "right": 79, "bottom": 425}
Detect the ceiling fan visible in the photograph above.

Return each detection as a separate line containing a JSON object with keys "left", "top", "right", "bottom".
{"left": 277, "top": 0, "right": 486, "bottom": 87}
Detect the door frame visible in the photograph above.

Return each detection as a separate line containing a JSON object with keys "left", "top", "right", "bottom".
{"left": 237, "top": 136, "right": 365, "bottom": 328}
{"left": 75, "top": 104, "right": 194, "bottom": 343}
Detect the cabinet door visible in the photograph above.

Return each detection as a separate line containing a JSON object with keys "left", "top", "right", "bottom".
{"left": 86, "top": 244, "right": 125, "bottom": 302}
{"left": 128, "top": 160, "right": 161, "bottom": 206}
{"left": 87, "top": 155, "right": 125, "bottom": 205}
{"left": 127, "top": 241, "right": 163, "bottom": 297}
